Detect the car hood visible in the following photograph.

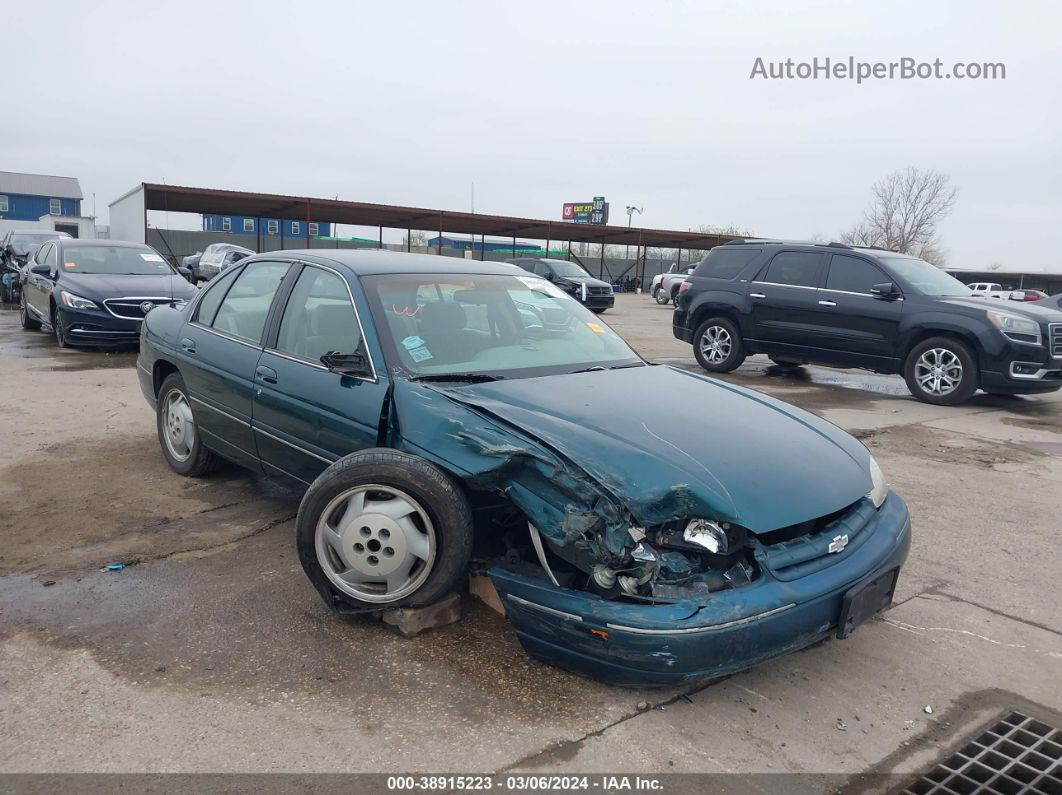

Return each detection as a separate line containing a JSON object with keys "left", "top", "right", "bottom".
{"left": 60, "top": 272, "right": 196, "bottom": 301}
{"left": 555, "top": 274, "right": 611, "bottom": 289}
{"left": 939, "top": 296, "right": 1062, "bottom": 322}
{"left": 416, "top": 365, "right": 872, "bottom": 533}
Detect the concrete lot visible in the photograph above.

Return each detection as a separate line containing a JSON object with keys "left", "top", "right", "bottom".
{"left": 1, "top": 293, "right": 1060, "bottom": 784}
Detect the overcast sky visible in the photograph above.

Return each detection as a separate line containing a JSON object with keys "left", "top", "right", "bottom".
{"left": 4, "top": 0, "right": 1059, "bottom": 267}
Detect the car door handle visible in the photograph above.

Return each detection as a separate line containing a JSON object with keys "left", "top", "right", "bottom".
{"left": 179, "top": 337, "right": 196, "bottom": 353}
{"left": 255, "top": 365, "right": 278, "bottom": 384}
{"left": 750, "top": 293, "right": 766, "bottom": 299}
{"left": 818, "top": 300, "right": 837, "bottom": 307}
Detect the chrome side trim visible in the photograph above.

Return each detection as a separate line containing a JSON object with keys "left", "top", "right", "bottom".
{"left": 189, "top": 395, "right": 251, "bottom": 427}
{"left": 188, "top": 322, "right": 264, "bottom": 351}
{"left": 264, "top": 348, "right": 328, "bottom": 371}
{"left": 1008, "top": 361, "right": 1058, "bottom": 380}
{"left": 252, "top": 425, "right": 335, "bottom": 464}
{"left": 136, "top": 361, "right": 152, "bottom": 376}
{"left": 504, "top": 594, "right": 584, "bottom": 622}
{"left": 606, "top": 603, "right": 796, "bottom": 635}
{"left": 68, "top": 328, "right": 139, "bottom": 336}
{"left": 751, "top": 281, "right": 818, "bottom": 291}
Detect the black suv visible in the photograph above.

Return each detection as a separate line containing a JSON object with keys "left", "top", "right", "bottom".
{"left": 507, "top": 257, "right": 615, "bottom": 313}
{"left": 673, "top": 240, "right": 1062, "bottom": 405}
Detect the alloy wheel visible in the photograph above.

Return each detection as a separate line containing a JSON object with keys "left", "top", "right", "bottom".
{"left": 162, "top": 389, "right": 196, "bottom": 462}
{"left": 914, "top": 347, "right": 963, "bottom": 396}
{"left": 315, "top": 485, "right": 436, "bottom": 604}
{"left": 699, "top": 325, "right": 733, "bottom": 364}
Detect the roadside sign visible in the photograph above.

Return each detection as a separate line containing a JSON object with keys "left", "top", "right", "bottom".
{"left": 562, "top": 196, "right": 609, "bottom": 225}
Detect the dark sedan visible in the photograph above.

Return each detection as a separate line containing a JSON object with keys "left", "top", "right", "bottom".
{"left": 137, "top": 250, "right": 909, "bottom": 685}
{"left": 507, "top": 257, "right": 615, "bottom": 313}
{"left": 20, "top": 239, "right": 197, "bottom": 348}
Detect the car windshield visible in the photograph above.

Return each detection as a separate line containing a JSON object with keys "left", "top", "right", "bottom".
{"left": 61, "top": 245, "right": 174, "bottom": 275}
{"left": 547, "top": 260, "right": 590, "bottom": 278}
{"left": 878, "top": 257, "right": 972, "bottom": 297}
{"left": 362, "top": 273, "right": 642, "bottom": 379}
{"left": 10, "top": 233, "right": 61, "bottom": 255}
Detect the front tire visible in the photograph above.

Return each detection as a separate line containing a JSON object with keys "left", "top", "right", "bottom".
{"left": 693, "top": 317, "right": 746, "bottom": 373}
{"left": 297, "top": 449, "right": 473, "bottom": 610}
{"left": 52, "top": 307, "right": 71, "bottom": 348}
{"left": 20, "top": 297, "right": 40, "bottom": 330}
{"left": 903, "top": 337, "right": 978, "bottom": 405}
{"left": 156, "top": 372, "right": 220, "bottom": 475}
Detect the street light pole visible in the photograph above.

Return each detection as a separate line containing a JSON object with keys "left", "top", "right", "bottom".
{"left": 625, "top": 206, "right": 642, "bottom": 261}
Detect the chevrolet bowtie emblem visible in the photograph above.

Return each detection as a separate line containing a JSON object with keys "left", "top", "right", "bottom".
{"left": 828, "top": 534, "right": 849, "bottom": 554}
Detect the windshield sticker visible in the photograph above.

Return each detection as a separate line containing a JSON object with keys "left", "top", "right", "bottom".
{"left": 408, "top": 346, "right": 433, "bottom": 363}
{"left": 63, "top": 261, "right": 77, "bottom": 268}
{"left": 401, "top": 335, "right": 425, "bottom": 351}
{"left": 586, "top": 322, "right": 606, "bottom": 334}
{"left": 140, "top": 253, "right": 164, "bottom": 262}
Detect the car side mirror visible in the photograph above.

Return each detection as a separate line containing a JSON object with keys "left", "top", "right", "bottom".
{"left": 871, "top": 282, "right": 900, "bottom": 299}
{"left": 177, "top": 266, "right": 193, "bottom": 281}
{"left": 320, "top": 350, "right": 373, "bottom": 378}
{"left": 30, "top": 263, "right": 51, "bottom": 275}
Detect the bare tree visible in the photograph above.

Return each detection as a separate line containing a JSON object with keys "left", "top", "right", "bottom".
{"left": 686, "top": 223, "right": 753, "bottom": 261}
{"left": 841, "top": 167, "right": 957, "bottom": 265}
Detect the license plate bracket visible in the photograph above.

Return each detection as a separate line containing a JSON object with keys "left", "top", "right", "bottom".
{"left": 837, "top": 566, "right": 899, "bottom": 639}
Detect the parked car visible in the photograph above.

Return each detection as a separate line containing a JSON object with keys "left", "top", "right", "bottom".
{"left": 1008, "top": 289, "right": 1048, "bottom": 303}
{"left": 650, "top": 263, "right": 695, "bottom": 305}
{"left": 673, "top": 240, "right": 1062, "bottom": 405}
{"left": 967, "top": 282, "right": 1007, "bottom": 298}
{"left": 20, "top": 239, "right": 196, "bottom": 348}
{"left": 506, "top": 257, "right": 614, "bottom": 313}
{"left": 184, "top": 243, "right": 254, "bottom": 284}
{"left": 1, "top": 229, "right": 71, "bottom": 303}
{"left": 1036, "top": 293, "right": 1062, "bottom": 311}
{"left": 138, "top": 250, "right": 909, "bottom": 685}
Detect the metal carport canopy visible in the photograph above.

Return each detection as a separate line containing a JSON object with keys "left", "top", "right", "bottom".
{"left": 141, "top": 183, "right": 734, "bottom": 250}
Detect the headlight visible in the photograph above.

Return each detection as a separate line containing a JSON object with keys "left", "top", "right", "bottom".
{"left": 60, "top": 290, "right": 97, "bottom": 310}
{"left": 868, "top": 455, "right": 887, "bottom": 508}
{"left": 987, "top": 310, "right": 1042, "bottom": 346}
{"left": 683, "top": 519, "right": 729, "bottom": 554}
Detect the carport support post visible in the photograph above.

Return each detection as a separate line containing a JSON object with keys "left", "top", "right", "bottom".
{"left": 406, "top": 228, "right": 411, "bottom": 252}
{"left": 598, "top": 242, "right": 605, "bottom": 280}
{"left": 567, "top": 241, "right": 572, "bottom": 261}
{"left": 437, "top": 215, "right": 443, "bottom": 255}
{"left": 378, "top": 224, "right": 383, "bottom": 249}
{"left": 480, "top": 233, "right": 485, "bottom": 261}
{"left": 512, "top": 237, "right": 516, "bottom": 258}
{"left": 545, "top": 222, "right": 551, "bottom": 258}
{"left": 305, "top": 200, "right": 311, "bottom": 247}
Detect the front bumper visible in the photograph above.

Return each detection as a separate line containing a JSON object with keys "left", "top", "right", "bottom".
{"left": 979, "top": 330, "right": 1062, "bottom": 394}
{"left": 58, "top": 306, "right": 142, "bottom": 345}
{"left": 581, "top": 294, "right": 615, "bottom": 310}
{"left": 488, "top": 491, "right": 911, "bottom": 686}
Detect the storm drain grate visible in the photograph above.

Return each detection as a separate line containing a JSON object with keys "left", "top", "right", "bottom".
{"left": 901, "top": 711, "right": 1061, "bottom": 794}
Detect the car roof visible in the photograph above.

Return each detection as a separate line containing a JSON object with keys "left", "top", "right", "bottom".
{"left": 721, "top": 239, "right": 919, "bottom": 260}
{"left": 259, "top": 248, "right": 528, "bottom": 277}
{"left": 57, "top": 239, "right": 150, "bottom": 249}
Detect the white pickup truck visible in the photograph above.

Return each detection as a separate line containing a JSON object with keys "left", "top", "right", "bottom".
{"left": 967, "top": 282, "right": 1008, "bottom": 299}
{"left": 650, "top": 264, "right": 695, "bottom": 305}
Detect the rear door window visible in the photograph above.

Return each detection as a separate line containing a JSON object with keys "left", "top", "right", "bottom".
{"left": 825, "top": 255, "right": 890, "bottom": 294}
{"left": 210, "top": 261, "right": 290, "bottom": 343}
{"left": 762, "top": 252, "right": 824, "bottom": 287}
{"left": 693, "top": 247, "right": 762, "bottom": 279}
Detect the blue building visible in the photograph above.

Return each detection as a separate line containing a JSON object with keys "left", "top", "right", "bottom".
{"left": 0, "top": 171, "right": 83, "bottom": 221}
{"left": 202, "top": 214, "right": 332, "bottom": 238}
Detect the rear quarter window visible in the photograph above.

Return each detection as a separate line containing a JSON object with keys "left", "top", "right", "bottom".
{"left": 692, "top": 247, "right": 762, "bottom": 280}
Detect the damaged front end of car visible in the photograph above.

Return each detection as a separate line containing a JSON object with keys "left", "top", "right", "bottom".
{"left": 387, "top": 367, "right": 911, "bottom": 686}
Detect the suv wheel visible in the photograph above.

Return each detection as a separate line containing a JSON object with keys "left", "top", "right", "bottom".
{"left": 693, "top": 317, "right": 746, "bottom": 373}
{"left": 654, "top": 288, "right": 669, "bottom": 305}
{"left": 903, "top": 337, "right": 978, "bottom": 405}
{"left": 297, "top": 449, "right": 473, "bottom": 610}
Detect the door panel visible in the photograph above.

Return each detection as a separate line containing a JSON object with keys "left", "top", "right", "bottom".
{"left": 813, "top": 254, "right": 904, "bottom": 363}
{"left": 252, "top": 264, "right": 387, "bottom": 484}
{"left": 747, "top": 251, "right": 826, "bottom": 348}
{"left": 176, "top": 261, "right": 291, "bottom": 466}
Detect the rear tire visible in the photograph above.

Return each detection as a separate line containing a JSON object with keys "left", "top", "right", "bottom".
{"left": 296, "top": 449, "right": 473, "bottom": 610}
{"left": 19, "top": 297, "right": 40, "bottom": 330}
{"left": 693, "top": 317, "right": 746, "bottom": 373}
{"left": 590, "top": 307, "right": 607, "bottom": 314}
{"left": 903, "top": 337, "right": 978, "bottom": 405}
{"left": 156, "top": 372, "right": 220, "bottom": 476}
{"left": 654, "top": 288, "right": 669, "bottom": 305}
